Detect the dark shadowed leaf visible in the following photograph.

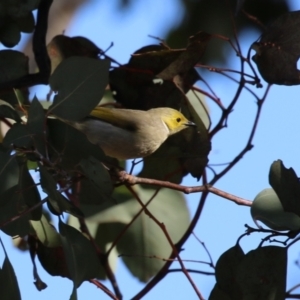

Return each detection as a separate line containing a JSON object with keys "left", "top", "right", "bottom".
{"left": 17, "top": 162, "right": 42, "bottom": 220}
{"left": 0, "top": 100, "right": 22, "bottom": 122}
{"left": 27, "top": 97, "right": 46, "bottom": 134}
{"left": 109, "top": 32, "right": 210, "bottom": 111}
{"left": 209, "top": 285, "right": 232, "bottom": 300}
{"left": 0, "top": 186, "right": 31, "bottom": 236}
{"left": 0, "top": 257, "right": 21, "bottom": 300}
{"left": 47, "top": 35, "right": 101, "bottom": 73}
{"left": 47, "top": 119, "right": 114, "bottom": 169}
{"left": 59, "top": 221, "right": 101, "bottom": 288}
{"left": 269, "top": 160, "right": 300, "bottom": 217}
{"left": 15, "top": 12, "right": 35, "bottom": 33}
{"left": 252, "top": 10, "right": 300, "bottom": 85}
{"left": 0, "top": 152, "right": 19, "bottom": 194}
{"left": 236, "top": 246, "right": 287, "bottom": 299}
{"left": 79, "top": 156, "right": 113, "bottom": 198}
{"left": 0, "top": 22, "right": 21, "bottom": 48}
{"left": 26, "top": 97, "right": 47, "bottom": 156}
{"left": 39, "top": 165, "right": 83, "bottom": 218}
{"left": 35, "top": 240, "right": 70, "bottom": 282}
{"left": 213, "top": 245, "right": 244, "bottom": 299}
{"left": 48, "top": 57, "right": 110, "bottom": 121}
{"left": 0, "top": 50, "right": 28, "bottom": 82}
{"left": 3, "top": 123, "right": 32, "bottom": 148}
{"left": 30, "top": 215, "right": 61, "bottom": 247}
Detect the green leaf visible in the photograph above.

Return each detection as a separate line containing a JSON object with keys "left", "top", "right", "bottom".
{"left": 59, "top": 221, "right": 101, "bottom": 288}
{"left": 236, "top": 246, "right": 287, "bottom": 299}
{"left": 209, "top": 285, "right": 232, "bottom": 300}
{"left": 6, "top": 0, "right": 40, "bottom": 17}
{"left": 213, "top": 245, "right": 244, "bottom": 299}
{"left": 252, "top": 11, "right": 300, "bottom": 85}
{"left": 85, "top": 186, "right": 190, "bottom": 282}
{"left": 0, "top": 152, "right": 19, "bottom": 194}
{"left": 140, "top": 145, "right": 183, "bottom": 184}
{"left": 0, "top": 22, "right": 21, "bottom": 48}
{"left": 48, "top": 57, "right": 110, "bottom": 121}
{"left": 79, "top": 156, "right": 113, "bottom": 202}
{"left": 30, "top": 215, "right": 61, "bottom": 247}
{"left": 0, "top": 257, "right": 21, "bottom": 300}
{"left": 0, "top": 185, "right": 31, "bottom": 236}
{"left": 0, "top": 50, "right": 28, "bottom": 82}
{"left": 269, "top": 160, "right": 300, "bottom": 216}
{"left": 26, "top": 97, "right": 46, "bottom": 155}
{"left": 0, "top": 100, "right": 22, "bottom": 122}
{"left": 15, "top": 12, "right": 35, "bottom": 33}
{"left": 17, "top": 162, "right": 42, "bottom": 220}
{"left": 186, "top": 89, "right": 210, "bottom": 129}
{"left": 47, "top": 119, "right": 112, "bottom": 170}
{"left": 27, "top": 97, "right": 46, "bottom": 135}
{"left": 251, "top": 188, "right": 300, "bottom": 231}
{"left": 3, "top": 123, "right": 32, "bottom": 148}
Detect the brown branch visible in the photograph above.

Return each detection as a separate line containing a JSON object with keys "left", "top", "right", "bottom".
{"left": 119, "top": 253, "right": 211, "bottom": 265}
{"left": 106, "top": 187, "right": 160, "bottom": 256}
{"left": 89, "top": 279, "right": 118, "bottom": 300}
{"left": 128, "top": 184, "right": 204, "bottom": 300}
{"left": 117, "top": 171, "right": 252, "bottom": 207}
{"left": 168, "top": 268, "right": 215, "bottom": 276}
{"left": 210, "top": 83, "right": 271, "bottom": 185}
{"left": 192, "top": 232, "right": 215, "bottom": 269}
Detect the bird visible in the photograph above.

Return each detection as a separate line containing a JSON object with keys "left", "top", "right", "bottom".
{"left": 65, "top": 106, "right": 196, "bottom": 160}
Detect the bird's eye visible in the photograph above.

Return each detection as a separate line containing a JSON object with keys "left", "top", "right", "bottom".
{"left": 176, "top": 117, "right": 181, "bottom": 122}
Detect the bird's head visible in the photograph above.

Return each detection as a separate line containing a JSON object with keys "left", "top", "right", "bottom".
{"left": 151, "top": 108, "right": 196, "bottom": 135}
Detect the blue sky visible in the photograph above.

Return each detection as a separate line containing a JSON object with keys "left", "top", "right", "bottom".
{"left": 1, "top": 0, "right": 300, "bottom": 299}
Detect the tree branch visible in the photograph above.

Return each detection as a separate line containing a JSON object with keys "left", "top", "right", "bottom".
{"left": 117, "top": 171, "right": 252, "bottom": 207}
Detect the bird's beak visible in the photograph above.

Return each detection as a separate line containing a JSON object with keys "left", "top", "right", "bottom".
{"left": 185, "top": 121, "right": 197, "bottom": 127}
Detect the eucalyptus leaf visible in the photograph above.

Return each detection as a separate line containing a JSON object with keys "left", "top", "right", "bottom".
{"left": 59, "top": 221, "right": 101, "bottom": 288}
{"left": 0, "top": 257, "right": 21, "bottom": 300}
{"left": 27, "top": 97, "right": 46, "bottom": 134}
{"left": 0, "top": 185, "right": 31, "bottom": 236}
{"left": 236, "top": 246, "right": 287, "bottom": 299}
{"left": 269, "top": 160, "right": 300, "bottom": 216}
{"left": 17, "top": 162, "right": 42, "bottom": 220}
{"left": 251, "top": 188, "right": 300, "bottom": 231}
{"left": 30, "top": 215, "right": 61, "bottom": 247}
{"left": 209, "top": 285, "right": 232, "bottom": 300}
{"left": 79, "top": 156, "right": 113, "bottom": 199}
{"left": 0, "top": 50, "right": 28, "bottom": 82}
{"left": 85, "top": 186, "right": 190, "bottom": 281}
{"left": 213, "top": 245, "right": 244, "bottom": 299}
{"left": 0, "top": 152, "right": 19, "bottom": 194}
{"left": 0, "top": 100, "right": 22, "bottom": 122}
{"left": 47, "top": 119, "right": 112, "bottom": 170}
{"left": 3, "top": 123, "right": 32, "bottom": 148}
{"left": 48, "top": 57, "right": 110, "bottom": 121}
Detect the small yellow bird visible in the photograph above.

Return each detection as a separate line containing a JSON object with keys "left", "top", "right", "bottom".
{"left": 67, "top": 107, "right": 195, "bottom": 160}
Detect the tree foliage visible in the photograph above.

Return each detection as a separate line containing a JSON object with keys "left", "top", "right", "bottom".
{"left": 0, "top": 0, "right": 299, "bottom": 299}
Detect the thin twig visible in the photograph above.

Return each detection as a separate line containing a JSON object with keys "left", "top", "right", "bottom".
{"left": 89, "top": 279, "right": 118, "bottom": 300}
